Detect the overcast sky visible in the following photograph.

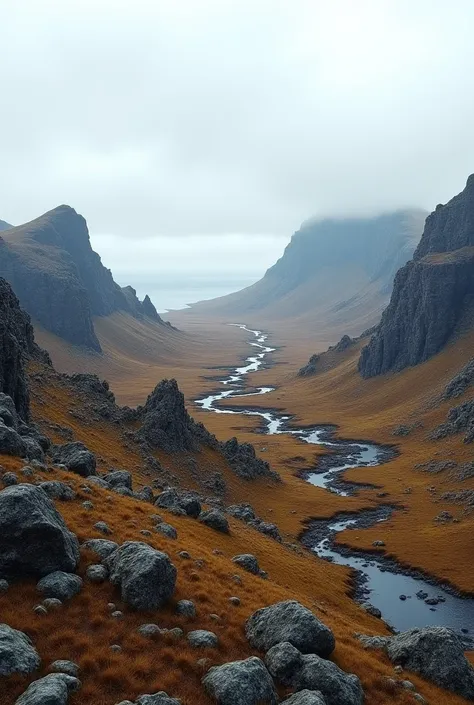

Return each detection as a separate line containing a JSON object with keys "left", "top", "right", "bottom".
{"left": 1, "top": 1, "right": 474, "bottom": 308}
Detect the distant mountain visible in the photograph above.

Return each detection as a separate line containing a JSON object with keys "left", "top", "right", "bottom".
{"left": 187, "top": 210, "right": 426, "bottom": 338}
{"left": 0, "top": 205, "right": 166, "bottom": 352}
{"left": 360, "top": 176, "right": 474, "bottom": 377}
{"left": 0, "top": 219, "right": 12, "bottom": 231}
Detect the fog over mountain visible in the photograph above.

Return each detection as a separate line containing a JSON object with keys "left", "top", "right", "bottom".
{"left": 2, "top": 1, "right": 474, "bottom": 307}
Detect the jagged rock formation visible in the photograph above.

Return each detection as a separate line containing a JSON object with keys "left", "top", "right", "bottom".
{"left": 298, "top": 334, "right": 357, "bottom": 378}
{"left": 0, "top": 205, "right": 165, "bottom": 352}
{"left": 188, "top": 210, "right": 425, "bottom": 338}
{"left": 0, "top": 277, "right": 50, "bottom": 420}
{"left": 360, "top": 176, "right": 474, "bottom": 376}
{"left": 220, "top": 437, "right": 280, "bottom": 481}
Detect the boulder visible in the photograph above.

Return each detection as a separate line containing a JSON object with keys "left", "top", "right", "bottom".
{"left": 82, "top": 538, "right": 118, "bottom": 559}
{"left": 0, "top": 578, "right": 9, "bottom": 593}
{"left": 15, "top": 673, "right": 80, "bottom": 705}
{"left": 39, "top": 481, "right": 76, "bottom": 501}
{"left": 22, "top": 437, "right": 45, "bottom": 461}
{"left": 94, "top": 521, "right": 112, "bottom": 535}
{"left": 104, "top": 541, "right": 177, "bottom": 610}
{"left": 135, "top": 486, "right": 154, "bottom": 503}
{"left": 51, "top": 442, "right": 97, "bottom": 477}
{"left": 385, "top": 627, "right": 474, "bottom": 700}
{"left": 0, "top": 423, "right": 26, "bottom": 457}
{"left": 137, "top": 624, "right": 161, "bottom": 638}
{"left": 232, "top": 554, "right": 260, "bottom": 575}
{"left": 154, "top": 522, "right": 177, "bottom": 539}
{"left": 0, "top": 484, "right": 80, "bottom": 578}
{"left": 246, "top": 600, "right": 335, "bottom": 657}
{"left": 86, "top": 564, "right": 108, "bottom": 583}
{"left": 37, "top": 571, "right": 83, "bottom": 601}
{"left": 2, "top": 471, "right": 19, "bottom": 486}
{"left": 176, "top": 600, "right": 196, "bottom": 617}
{"left": 203, "top": 656, "right": 278, "bottom": 705}
{"left": 199, "top": 509, "right": 229, "bottom": 534}
{"left": 282, "top": 692, "right": 326, "bottom": 705}
{"left": 0, "top": 394, "right": 19, "bottom": 428}
{"left": 0, "top": 623, "right": 40, "bottom": 676}
{"left": 104, "top": 470, "right": 133, "bottom": 489}
{"left": 178, "top": 496, "right": 201, "bottom": 518}
{"left": 187, "top": 630, "right": 218, "bottom": 648}
{"left": 50, "top": 660, "right": 79, "bottom": 677}
{"left": 155, "top": 488, "right": 180, "bottom": 509}
{"left": 266, "top": 643, "right": 363, "bottom": 705}
{"left": 136, "top": 693, "right": 182, "bottom": 705}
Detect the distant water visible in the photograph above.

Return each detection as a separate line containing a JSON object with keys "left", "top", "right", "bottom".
{"left": 144, "top": 284, "right": 251, "bottom": 314}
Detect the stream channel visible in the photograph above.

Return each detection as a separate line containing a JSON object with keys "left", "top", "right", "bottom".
{"left": 195, "top": 324, "right": 474, "bottom": 644}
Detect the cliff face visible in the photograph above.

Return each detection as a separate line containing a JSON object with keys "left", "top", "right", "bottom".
{"left": 186, "top": 209, "right": 425, "bottom": 339}
{"left": 0, "top": 277, "right": 50, "bottom": 420}
{"left": 359, "top": 176, "right": 474, "bottom": 377}
{"left": 0, "top": 206, "right": 163, "bottom": 351}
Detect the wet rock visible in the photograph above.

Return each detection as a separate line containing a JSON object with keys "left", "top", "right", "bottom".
{"left": 0, "top": 484, "right": 79, "bottom": 578}
{"left": 39, "top": 481, "right": 76, "bottom": 501}
{"left": 187, "top": 630, "right": 218, "bottom": 648}
{"left": 51, "top": 442, "right": 97, "bottom": 477}
{"left": 154, "top": 522, "right": 177, "bottom": 539}
{"left": 385, "top": 626, "right": 474, "bottom": 700}
{"left": 86, "top": 564, "right": 108, "bottom": 583}
{"left": 104, "top": 541, "right": 177, "bottom": 610}
{"left": 15, "top": 672, "right": 80, "bottom": 705}
{"left": 246, "top": 600, "right": 335, "bottom": 657}
{"left": 50, "top": 660, "right": 79, "bottom": 677}
{"left": 199, "top": 508, "right": 229, "bottom": 533}
{"left": 0, "top": 623, "right": 41, "bottom": 675}
{"left": 176, "top": 600, "right": 196, "bottom": 617}
{"left": 202, "top": 656, "right": 278, "bottom": 705}
{"left": 37, "top": 572, "right": 83, "bottom": 601}
{"left": 82, "top": 538, "right": 118, "bottom": 559}
{"left": 232, "top": 554, "right": 260, "bottom": 575}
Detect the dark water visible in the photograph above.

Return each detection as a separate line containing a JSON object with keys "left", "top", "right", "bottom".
{"left": 195, "top": 324, "right": 474, "bottom": 641}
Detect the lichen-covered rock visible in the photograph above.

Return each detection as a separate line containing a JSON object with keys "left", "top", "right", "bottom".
{"left": 37, "top": 571, "right": 83, "bottom": 601}
{"left": 203, "top": 656, "right": 278, "bottom": 705}
{"left": 232, "top": 554, "right": 260, "bottom": 575}
{"left": 51, "top": 442, "right": 97, "bottom": 477}
{"left": 15, "top": 672, "right": 80, "bottom": 705}
{"left": 385, "top": 627, "right": 474, "bottom": 700}
{"left": 0, "top": 484, "right": 80, "bottom": 578}
{"left": 39, "top": 481, "right": 76, "bottom": 501}
{"left": 199, "top": 509, "right": 229, "bottom": 534}
{"left": 246, "top": 601, "right": 335, "bottom": 657}
{"left": 104, "top": 541, "right": 177, "bottom": 610}
{"left": 187, "top": 630, "right": 218, "bottom": 648}
{"left": 0, "top": 623, "right": 40, "bottom": 676}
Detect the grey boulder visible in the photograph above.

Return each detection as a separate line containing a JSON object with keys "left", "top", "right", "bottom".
{"left": 246, "top": 600, "right": 335, "bottom": 657}
{"left": 232, "top": 554, "right": 260, "bottom": 575}
{"left": 136, "top": 693, "right": 182, "bottom": 705}
{"left": 51, "top": 442, "right": 97, "bottom": 477}
{"left": 199, "top": 508, "right": 229, "bottom": 533}
{"left": 2, "top": 471, "right": 19, "bottom": 486}
{"left": 50, "top": 660, "right": 79, "bottom": 677}
{"left": 104, "top": 470, "right": 133, "bottom": 489}
{"left": 86, "top": 564, "right": 108, "bottom": 583}
{"left": 176, "top": 599, "right": 196, "bottom": 617}
{"left": 282, "top": 691, "right": 326, "bottom": 705}
{"left": 82, "top": 538, "right": 118, "bottom": 559}
{"left": 0, "top": 484, "right": 80, "bottom": 578}
{"left": 104, "top": 541, "right": 177, "bottom": 610}
{"left": 15, "top": 673, "right": 80, "bottom": 705}
{"left": 266, "top": 642, "right": 363, "bottom": 705}
{"left": 203, "top": 656, "right": 278, "bottom": 705}
{"left": 0, "top": 424, "right": 26, "bottom": 457}
{"left": 187, "top": 630, "right": 218, "bottom": 648}
{"left": 154, "top": 522, "right": 177, "bottom": 539}
{"left": 385, "top": 627, "right": 474, "bottom": 700}
{"left": 37, "top": 571, "right": 83, "bottom": 601}
{"left": 0, "top": 623, "right": 40, "bottom": 676}
{"left": 39, "top": 481, "right": 76, "bottom": 501}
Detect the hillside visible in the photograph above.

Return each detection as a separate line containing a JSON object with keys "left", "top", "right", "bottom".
{"left": 360, "top": 175, "right": 474, "bottom": 376}
{"left": 181, "top": 210, "right": 426, "bottom": 341}
{"left": 1, "top": 276, "right": 473, "bottom": 705}
{"left": 0, "top": 206, "right": 167, "bottom": 352}
{"left": 0, "top": 219, "right": 12, "bottom": 231}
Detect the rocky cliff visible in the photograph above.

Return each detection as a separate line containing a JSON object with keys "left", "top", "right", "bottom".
{"left": 359, "top": 176, "right": 474, "bottom": 377}
{"left": 0, "top": 206, "right": 165, "bottom": 352}
{"left": 0, "top": 277, "right": 50, "bottom": 420}
{"left": 186, "top": 210, "right": 425, "bottom": 339}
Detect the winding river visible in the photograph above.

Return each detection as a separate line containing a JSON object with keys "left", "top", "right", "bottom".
{"left": 195, "top": 324, "right": 474, "bottom": 643}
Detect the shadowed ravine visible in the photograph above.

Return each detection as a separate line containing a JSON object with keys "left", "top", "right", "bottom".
{"left": 195, "top": 324, "right": 474, "bottom": 643}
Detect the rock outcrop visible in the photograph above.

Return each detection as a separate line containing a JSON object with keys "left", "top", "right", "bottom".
{"left": 0, "top": 205, "right": 166, "bottom": 351}
{"left": 220, "top": 437, "right": 280, "bottom": 481}
{"left": 0, "top": 278, "right": 49, "bottom": 420}
{"left": 0, "top": 623, "right": 41, "bottom": 676}
{"left": 360, "top": 175, "right": 474, "bottom": 376}
{"left": 203, "top": 657, "right": 278, "bottom": 705}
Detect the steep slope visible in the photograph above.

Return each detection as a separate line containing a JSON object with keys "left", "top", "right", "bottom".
{"left": 185, "top": 210, "right": 425, "bottom": 339}
{"left": 0, "top": 206, "right": 166, "bottom": 352}
{"left": 360, "top": 175, "right": 474, "bottom": 377}
{"left": 0, "top": 219, "right": 12, "bottom": 231}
